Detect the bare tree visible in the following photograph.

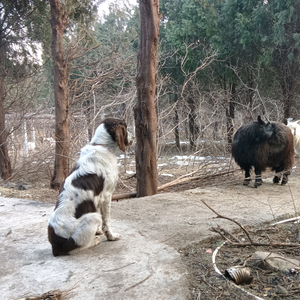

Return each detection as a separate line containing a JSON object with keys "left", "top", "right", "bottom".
{"left": 0, "top": 73, "right": 11, "bottom": 180}
{"left": 49, "top": 0, "right": 71, "bottom": 189}
{"left": 134, "top": 0, "right": 161, "bottom": 197}
{"left": 225, "top": 83, "right": 235, "bottom": 148}
{"left": 174, "top": 94, "right": 181, "bottom": 150}
{"left": 49, "top": 0, "right": 100, "bottom": 189}
{"left": 0, "top": 0, "right": 47, "bottom": 180}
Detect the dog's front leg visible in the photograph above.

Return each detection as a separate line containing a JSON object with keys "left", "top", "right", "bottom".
{"left": 100, "top": 193, "right": 120, "bottom": 241}
{"left": 95, "top": 203, "right": 103, "bottom": 236}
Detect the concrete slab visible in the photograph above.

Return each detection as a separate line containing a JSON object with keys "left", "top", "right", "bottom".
{"left": 1, "top": 177, "right": 300, "bottom": 300}
{"left": 0, "top": 198, "right": 189, "bottom": 300}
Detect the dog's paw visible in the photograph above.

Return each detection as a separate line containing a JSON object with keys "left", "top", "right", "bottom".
{"left": 93, "top": 236, "right": 101, "bottom": 247}
{"left": 95, "top": 228, "right": 103, "bottom": 235}
{"left": 106, "top": 232, "right": 120, "bottom": 241}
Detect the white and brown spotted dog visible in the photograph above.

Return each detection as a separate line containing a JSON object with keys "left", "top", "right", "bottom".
{"left": 48, "top": 118, "right": 133, "bottom": 256}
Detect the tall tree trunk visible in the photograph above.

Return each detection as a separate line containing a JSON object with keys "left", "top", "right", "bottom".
{"left": 281, "top": 75, "right": 293, "bottom": 120}
{"left": 134, "top": 0, "right": 161, "bottom": 197}
{"left": 0, "top": 77, "right": 12, "bottom": 180}
{"left": 245, "top": 67, "right": 254, "bottom": 122}
{"left": 50, "top": 0, "right": 70, "bottom": 190}
{"left": 84, "top": 99, "right": 93, "bottom": 141}
{"left": 22, "top": 120, "right": 28, "bottom": 157}
{"left": 174, "top": 94, "right": 180, "bottom": 151}
{"left": 283, "top": 93, "right": 292, "bottom": 119}
{"left": 0, "top": 42, "right": 12, "bottom": 180}
{"left": 226, "top": 83, "right": 235, "bottom": 149}
{"left": 274, "top": 48, "right": 298, "bottom": 121}
{"left": 187, "top": 96, "right": 197, "bottom": 151}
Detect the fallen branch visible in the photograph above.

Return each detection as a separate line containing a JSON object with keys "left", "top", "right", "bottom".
{"left": 112, "top": 192, "right": 137, "bottom": 201}
{"left": 202, "top": 200, "right": 254, "bottom": 244}
{"left": 112, "top": 170, "right": 237, "bottom": 201}
{"left": 158, "top": 170, "right": 237, "bottom": 191}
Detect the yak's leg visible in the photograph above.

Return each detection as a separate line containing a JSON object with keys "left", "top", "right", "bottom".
{"left": 243, "top": 168, "right": 251, "bottom": 185}
{"left": 281, "top": 170, "right": 290, "bottom": 185}
{"left": 273, "top": 167, "right": 282, "bottom": 184}
{"left": 281, "top": 174, "right": 288, "bottom": 185}
{"left": 254, "top": 168, "right": 263, "bottom": 187}
{"left": 281, "top": 173, "right": 289, "bottom": 185}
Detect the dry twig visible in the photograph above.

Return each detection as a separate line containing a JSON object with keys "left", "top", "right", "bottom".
{"left": 203, "top": 200, "right": 300, "bottom": 248}
{"left": 202, "top": 200, "right": 254, "bottom": 244}
{"left": 15, "top": 286, "right": 77, "bottom": 300}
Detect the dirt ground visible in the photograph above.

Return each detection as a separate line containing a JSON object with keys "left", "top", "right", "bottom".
{"left": 182, "top": 221, "right": 300, "bottom": 300}
{"left": 179, "top": 158, "right": 300, "bottom": 300}
{"left": 2, "top": 157, "right": 300, "bottom": 299}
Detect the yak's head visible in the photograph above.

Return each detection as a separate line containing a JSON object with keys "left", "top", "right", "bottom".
{"left": 255, "top": 115, "right": 275, "bottom": 143}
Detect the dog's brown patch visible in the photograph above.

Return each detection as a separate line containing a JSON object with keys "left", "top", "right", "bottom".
{"left": 48, "top": 225, "right": 79, "bottom": 257}
{"left": 75, "top": 200, "right": 97, "bottom": 219}
{"left": 54, "top": 164, "right": 80, "bottom": 210}
{"left": 71, "top": 174, "right": 104, "bottom": 196}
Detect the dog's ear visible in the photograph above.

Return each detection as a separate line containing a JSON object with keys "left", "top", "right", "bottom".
{"left": 115, "top": 125, "right": 127, "bottom": 152}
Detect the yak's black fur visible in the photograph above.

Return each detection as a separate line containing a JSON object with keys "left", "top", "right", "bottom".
{"left": 232, "top": 116, "right": 294, "bottom": 187}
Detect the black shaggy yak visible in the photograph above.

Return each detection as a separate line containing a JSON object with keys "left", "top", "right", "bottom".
{"left": 232, "top": 116, "right": 294, "bottom": 187}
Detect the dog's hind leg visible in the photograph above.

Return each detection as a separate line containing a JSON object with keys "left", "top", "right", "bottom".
{"left": 100, "top": 194, "right": 120, "bottom": 241}
{"left": 48, "top": 225, "right": 80, "bottom": 257}
{"left": 70, "top": 213, "right": 102, "bottom": 254}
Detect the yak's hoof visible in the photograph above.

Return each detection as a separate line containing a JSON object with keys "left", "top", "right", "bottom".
{"left": 243, "top": 179, "right": 251, "bottom": 186}
{"left": 281, "top": 179, "right": 288, "bottom": 185}
{"left": 254, "top": 180, "right": 262, "bottom": 188}
{"left": 273, "top": 176, "right": 280, "bottom": 184}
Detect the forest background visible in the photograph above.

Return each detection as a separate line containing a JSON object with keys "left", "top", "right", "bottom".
{"left": 1, "top": 0, "right": 300, "bottom": 193}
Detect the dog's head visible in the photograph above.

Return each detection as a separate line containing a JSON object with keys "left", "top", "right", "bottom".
{"left": 91, "top": 118, "right": 134, "bottom": 152}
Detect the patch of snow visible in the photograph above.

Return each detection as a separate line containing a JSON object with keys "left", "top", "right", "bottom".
{"left": 165, "top": 141, "right": 189, "bottom": 145}
{"left": 175, "top": 161, "right": 189, "bottom": 166}
{"left": 126, "top": 170, "right": 135, "bottom": 175}
{"left": 158, "top": 163, "right": 167, "bottom": 167}
{"left": 118, "top": 154, "right": 130, "bottom": 159}
{"left": 170, "top": 155, "right": 207, "bottom": 162}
